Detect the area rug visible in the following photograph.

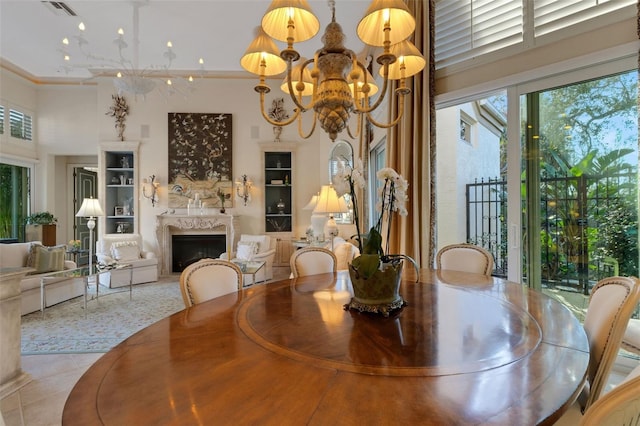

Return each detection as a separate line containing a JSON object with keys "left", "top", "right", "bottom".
{"left": 21, "top": 278, "right": 184, "bottom": 354}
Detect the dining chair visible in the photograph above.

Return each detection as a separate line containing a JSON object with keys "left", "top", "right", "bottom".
{"left": 578, "top": 364, "right": 640, "bottom": 425}
{"left": 435, "top": 243, "right": 494, "bottom": 276}
{"left": 333, "top": 241, "right": 360, "bottom": 271}
{"left": 290, "top": 247, "right": 337, "bottom": 278}
{"left": 621, "top": 318, "right": 640, "bottom": 356}
{"left": 179, "top": 258, "right": 243, "bottom": 308}
{"left": 579, "top": 276, "right": 640, "bottom": 412}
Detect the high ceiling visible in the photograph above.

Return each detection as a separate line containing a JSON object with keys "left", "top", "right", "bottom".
{"left": 0, "top": 0, "right": 372, "bottom": 82}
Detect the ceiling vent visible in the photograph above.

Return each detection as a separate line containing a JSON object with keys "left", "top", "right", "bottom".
{"left": 41, "top": 1, "right": 77, "bottom": 17}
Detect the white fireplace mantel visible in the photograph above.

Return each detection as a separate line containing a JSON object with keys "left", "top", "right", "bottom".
{"left": 155, "top": 214, "right": 239, "bottom": 275}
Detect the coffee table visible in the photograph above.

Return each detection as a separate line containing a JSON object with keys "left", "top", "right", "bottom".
{"left": 231, "top": 260, "right": 266, "bottom": 287}
{"left": 40, "top": 263, "right": 132, "bottom": 317}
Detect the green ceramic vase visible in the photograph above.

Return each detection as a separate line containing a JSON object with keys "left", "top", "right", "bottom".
{"left": 347, "top": 260, "right": 405, "bottom": 316}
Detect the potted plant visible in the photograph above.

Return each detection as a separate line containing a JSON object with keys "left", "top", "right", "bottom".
{"left": 25, "top": 211, "right": 57, "bottom": 245}
{"left": 333, "top": 160, "right": 418, "bottom": 316}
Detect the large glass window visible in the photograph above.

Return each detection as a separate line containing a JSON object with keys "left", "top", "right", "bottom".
{"left": 0, "top": 162, "right": 31, "bottom": 242}
{"left": 436, "top": 93, "right": 508, "bottom": 276}
{"left": 522, "top": 71, "right": 638, "bottom": 296}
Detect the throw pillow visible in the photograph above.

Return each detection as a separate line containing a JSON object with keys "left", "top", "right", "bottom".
{"left": 111, "top": 241, "right": 140, "bottom": 261}
{"left": 236, "top": 241, "right": 258, "bottom": 260}
{"left": 27, "top": 243, "right": 66, "bottom": 273}
{"left": 240, "top": 235, "right": 269, "bottom": 253}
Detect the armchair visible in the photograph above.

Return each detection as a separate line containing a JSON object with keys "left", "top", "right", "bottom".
{"left": 95, "top": 234, "right": 158, "bottom": 288}
{"left": 219, "top": 234, "right": 276, "bottom": 285}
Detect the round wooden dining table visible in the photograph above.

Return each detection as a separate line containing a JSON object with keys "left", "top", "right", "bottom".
{"left": 62, "top": 269, "right": 589, "bottom": 425}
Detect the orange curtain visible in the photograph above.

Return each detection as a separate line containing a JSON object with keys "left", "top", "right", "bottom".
{"left": 386, "top": 0, "right": 436, "bottom": 269}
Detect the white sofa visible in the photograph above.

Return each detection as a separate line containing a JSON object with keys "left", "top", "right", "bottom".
{"left": 95, "top": 234, "right": 158, "bottom": 288}
{"left": 219, "top": 234, "right": 276, "bottom": 285}
{"left": 0, "top": 241, "right": 82, "bottom": 315}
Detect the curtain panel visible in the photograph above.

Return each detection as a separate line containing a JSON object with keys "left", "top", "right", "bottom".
{"left": 385, "top": 0, "right": 436, "bottom": 269}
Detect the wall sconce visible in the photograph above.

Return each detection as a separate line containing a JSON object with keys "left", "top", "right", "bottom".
{"left": 235, "top": 174, "right": 252, "bottom": 206}
{"left": 142, "top": 175, "right": 159, "bottom": 206}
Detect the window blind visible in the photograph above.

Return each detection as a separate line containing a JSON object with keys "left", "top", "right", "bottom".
{"left": 435, "top": 0, "right": 635, "bottom": 69}
{"left": 9, "top": 109, "right": 32, "bottom": 141}
{"left": 435, "top": 0, "right": 523, "bottom": 69}
{"left": 0, "top": 105, "right": 4, "bottom": 135}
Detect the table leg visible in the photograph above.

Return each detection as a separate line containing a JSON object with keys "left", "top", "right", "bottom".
{"left": 84, "top": 276, "right": 88, "bottom": 318}
{"left": 129, "top": 266, "right": 133, "bottom": 300}
{"left": 40, "top": 278, "right": 45, "bottom": 319}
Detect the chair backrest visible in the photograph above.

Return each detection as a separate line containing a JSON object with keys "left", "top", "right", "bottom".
{"left": 436, "top": 243, "right": 494, "bottom": 276}
{"left": 581, "top": 276, "right": 640, "bottom": 411}
{"left": 579, "top": 364, "right": 640, "bottom": 425}
{"left": 290, "top": 247, "right": 337, "bottom": 277}
{"left": 621, "top": 318, "right": 640, "bottom": 356}
{"left": 333, "top": 241, "right": 360, "bottom": 271}
{"left": 179, "top": 259, "right": 242, "bottom": 308}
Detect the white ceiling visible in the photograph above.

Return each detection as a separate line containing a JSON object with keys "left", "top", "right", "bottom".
{"left": 0, "top": 0, "right": 373, "bottom": 82}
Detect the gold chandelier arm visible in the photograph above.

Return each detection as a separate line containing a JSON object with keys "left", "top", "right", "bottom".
{"left": 259, "top": 92, "right": 300, "bottom": 126}
{"left": 347, "top": 111, "right": 362, "bottom": 139}
{"left": 284, "top": 57, "right": 317, "bottom": 112}
{"left": 297, "top": 109, "right": 318, "bottom": 139}
{"left": 353, "top": 64, "right": 393, "bottom": 115}
{"left": 366, "top": 92, "right": 406, "bottom": 129}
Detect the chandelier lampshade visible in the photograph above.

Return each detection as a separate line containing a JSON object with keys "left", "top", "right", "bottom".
{"left": 241, "top": 0, "right": 426, "bottom": 142}
{"left": 384, "top": 39, "right": 427, "bottom": 80}
{"left": 241, "top": 27, "right": 288, "bottom": 76}
{"left": 261, "top": 0, "right": 321, "bottom": 46}
{"left": 280, "top": 57, "right": 314, "bottom": 96}
{"left": 356, "top": 0, "right": 416, "bottom": 47}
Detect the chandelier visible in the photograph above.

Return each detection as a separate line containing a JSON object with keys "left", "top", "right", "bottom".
{"left": 240, "top": 0, "right": 425, "bottom": 141}
{"left": 59, "top": 2, "right": 204, "bottom": 98}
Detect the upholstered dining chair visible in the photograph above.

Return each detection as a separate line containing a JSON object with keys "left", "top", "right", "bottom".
{"left": 436, "top": 243, "right": 495, "bottom": 276}
{"left": 179, "top": 259, "right": 243, "bottom": 308}
{"left": 578, "top": 364, "right": 640, "bottom": 425}
{"left": 333, "top": 240, "right": 360, "bottom": 271}
{"left": 621, "top": 318, "right": 640, "bottom": 356}
{"left": 578, "top": 276, "right": 640, "bottom": 412}
{"left": 290, "top": 247, "right": 337, "bottom": 278}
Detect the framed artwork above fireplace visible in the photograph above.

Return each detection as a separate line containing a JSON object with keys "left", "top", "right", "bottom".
{"left": 168, "top": 112, "right": 233, "bottom": 208}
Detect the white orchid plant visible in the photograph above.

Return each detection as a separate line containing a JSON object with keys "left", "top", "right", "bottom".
{"left": 333, "top": 160, "right": 418, "bottom": 279}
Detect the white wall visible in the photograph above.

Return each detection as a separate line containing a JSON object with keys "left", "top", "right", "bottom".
{"left": 2, "top": 70, "right": 355, "bottom": 254}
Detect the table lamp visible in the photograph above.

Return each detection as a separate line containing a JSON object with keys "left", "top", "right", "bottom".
{"left": 313, "top": 185, "right": 348, "bottom": 248}
{"left": 303, "top": 192, "right": 319, "bottom": 240}
{"left": 75, "top": 197, "right": 105, "bottom": 274}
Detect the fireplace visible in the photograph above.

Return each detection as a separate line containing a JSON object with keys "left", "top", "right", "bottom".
{"left": 156, "top": 214, "right": 239, "bottom": 275}
{"left": 172, "top": 235, "right": 226, "bottom": 272}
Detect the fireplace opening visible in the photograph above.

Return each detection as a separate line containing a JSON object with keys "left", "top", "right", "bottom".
{"left": 172, "top": 235, "right": 226, "bottom": 273}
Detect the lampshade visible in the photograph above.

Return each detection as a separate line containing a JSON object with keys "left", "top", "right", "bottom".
{"left": 313, "top": 185, "right": 348, "bottom": 215}
{"left": 261, "top": 0, "right": 320, "bottom": 43}
{"left": 281, "top": 57, "right": 314, "bottom": 96}
{"left": 303, "top": 194, "right": 318, "bottom": 210}
{"left": 240, "top": 27, "right": 288, "bottom": 76}
{"left": 357, "top": 0, "right": 416, "bottom": 47}
{"left": 75, "top": 197, "right": 105, "bottom": 218}
{"left": 349, "top": 67, "right": 379, "bottom": 97}
{"left": 382, "top": 39, "right": 426, "bottom": 80}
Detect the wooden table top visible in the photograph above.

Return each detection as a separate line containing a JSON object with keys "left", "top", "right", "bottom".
{"left": 63, "top": 269, "right": 589, "bottom": 425}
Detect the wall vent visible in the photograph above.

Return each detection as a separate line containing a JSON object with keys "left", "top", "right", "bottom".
{"left": 41, "top": 1, "right": 77, "bottom": 17}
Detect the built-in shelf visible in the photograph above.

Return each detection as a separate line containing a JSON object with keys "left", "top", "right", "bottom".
{"left": 99, "top": 142, "right": 140, "bottom": 236}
